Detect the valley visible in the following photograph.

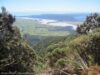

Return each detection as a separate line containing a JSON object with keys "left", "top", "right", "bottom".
{"left": 13, "top": 14, "right": 85, "bottom": 45}
{"left": 1, "top": 0, "right": 100, "bottom": 74}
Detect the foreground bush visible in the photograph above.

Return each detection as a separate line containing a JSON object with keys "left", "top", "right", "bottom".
{"left": 0, "top": 7, "right": 36, "bottom": 74}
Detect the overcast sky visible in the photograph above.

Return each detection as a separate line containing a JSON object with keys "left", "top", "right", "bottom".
{"left": 0, "top": 0, "right": 100, "bottom": 13}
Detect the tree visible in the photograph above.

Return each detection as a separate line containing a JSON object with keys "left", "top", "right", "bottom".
{"left": 0, "top": 7, "right": 36, "bottom": 74}
{"left": 0, "top": 6, "right": 15, "bottom": 33}
{"left": 1, "top": 6, "right": 7, "bottom": 15}
{"left": 76, "top": 13, "right": 100, "bottom": 34}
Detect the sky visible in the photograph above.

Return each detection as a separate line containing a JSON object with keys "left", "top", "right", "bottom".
{"left": 0, "top": 0, "right": 100, "bottom": 15}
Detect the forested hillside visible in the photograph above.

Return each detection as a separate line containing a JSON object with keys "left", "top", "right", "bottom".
{"left": 0, "top": 7, "right": 36, "bottom": 74}
{"left": 34, "top": 13, "right": 100, "bottom": 75}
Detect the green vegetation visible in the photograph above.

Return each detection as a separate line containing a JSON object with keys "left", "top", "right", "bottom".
{"left": 0, "top": 7, "right": 100, "bottom": 75}
{"left": 0, "top": 7, "right": 36, "bottom": 74}
{"left": 14, "top": 18, "right": 71, "bottom": 46}
{"left": 77, "top": 13, "right": 100, "bottom": 34}
{"left": 44, "top": 28, "right": 100, "bottom": 75}
{"left": 33, "top": 14, "right": 100, "bottom": 75}
{"left": 14, "top": 18, "right": 69, "bottom": 36}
